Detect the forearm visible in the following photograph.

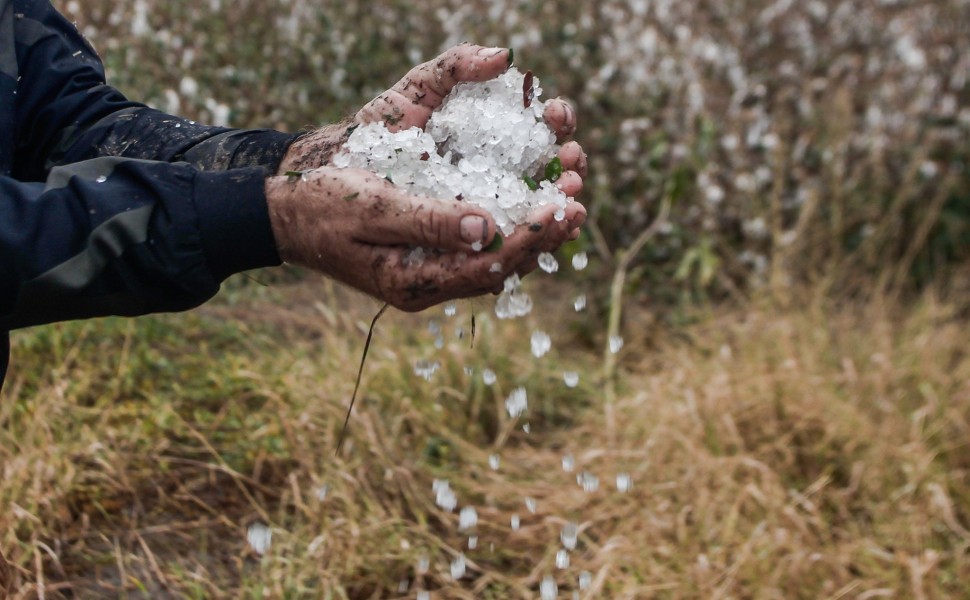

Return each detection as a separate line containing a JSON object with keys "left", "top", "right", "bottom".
{"left": 0, "top": 159, "right": 279, "bottom": 331}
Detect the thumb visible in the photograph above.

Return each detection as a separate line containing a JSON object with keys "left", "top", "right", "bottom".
{"left": 361, "top": 189, "right": 497, "bottom": 252}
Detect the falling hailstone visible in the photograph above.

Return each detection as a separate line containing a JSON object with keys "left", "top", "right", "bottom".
{"left": 314, "top": 484, "right": 329, "bottom": 502}
{"left": 525, "top": 497, "right": 537, "bottom": 513}
{"left": 398, "top": 580, "right": 409, "bottom": 593}
{"left": 562, "top": 454, "right": 575, "bottom": 472}
{"left": 572, "top": 251, "right": 588, "bottom": 271}
{"left": 579, "top": 571, "right": 592, "bottom": 590}
{"left": 616, "top": 473, "right": 632, "bottom": 493}
{"left": 563, "top": 371, "right": 579, "bottom": 388}
{"left": 489, "top": 454, "right": 501, "bottom": 470}
{"left": 540, "top": 575, "right": 558, "bottom": 600}
{"left": 247, "top": 523, "right": 272, "bottom": 556}
{"left": 574, "top": 294, "right": 587, "bottom": 312}
{"left": 433, "top": 479, "right": 458, "bottom": 512}
{"left": 418, "top": 592, "right": 430, "bottom": 600}
{"left": 538, "top": 252, "right": 559, "bottom": 273}
{"left": 577, "top": 471, "right": 600, "bottom": 492}
{"left": 482, "top": 368, "right": 497, "bottom": 385}
{"left": 418, "top": 555, "right": 430, "bottom": 573}
{"left": 495, "top": 274, "right": 533, "bottom": 319}
{"left": 511, "top": 514, "right": 521, "bottom": 530}
{"left": 531, "top": 330, "right": 552, "bottom": 358}
{"left": 561, "top": 522, "right": 579, "bottom": 550}
{"left": 505, "top": 387, "right": 528, "bottom": 418}
{"left": 609, "top": 335, "right": 624, "bottom": 354}
{"left": 522, "top": 423, "right": 531, "bottom": 434}
{"left": 459, "top": 506, "right": 478, "bottom": 530}
{"left": 414, "top": 359, "right": 441, "bottom": 380}
{"left": 444, "top": 302, "right": 457, "bottom": 316}
{"left": 556, "top": 549, "right": 570, "bottom": 569}
{"left": 451, "top": 553, "right": 466, "bottom": 580}
{"left": 468, "top": 535, "right": 478, "bottom": 549}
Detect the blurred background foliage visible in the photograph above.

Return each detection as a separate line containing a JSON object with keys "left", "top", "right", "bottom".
{"left": 63, "top": 0, "right": 970, "bottom": 308}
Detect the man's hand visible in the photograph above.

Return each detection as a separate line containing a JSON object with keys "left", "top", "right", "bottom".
{"left": 265, "top": 168, "right": 586, "bottom": 312}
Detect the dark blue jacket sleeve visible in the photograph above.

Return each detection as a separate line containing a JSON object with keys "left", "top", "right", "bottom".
{"left": 1, "top": 0, "right": 301, "bottom": 385}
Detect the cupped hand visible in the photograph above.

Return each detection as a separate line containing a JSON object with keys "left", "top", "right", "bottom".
{"left": 265, "top": 167, "right": 586, "bottom": 311}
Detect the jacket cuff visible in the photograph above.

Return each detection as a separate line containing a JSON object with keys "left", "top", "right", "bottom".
{"left": 227, "top": 130, "right": 300, "bottom": 173}
{"left": 193, "top": 168, "right": 282, "bottom": 281}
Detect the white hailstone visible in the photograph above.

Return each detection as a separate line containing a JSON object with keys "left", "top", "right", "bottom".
{"left": 573, "top": 294, "right": 587, "bottom": 312}
{"left": 563, "top": 371, "right": 579, "bottom": 388}
{"left": 616, "top": 473, "right": 632, "bottom": 493}
{"left": 531, "top": 330, "right": 552, "bottom": 358}
{"left": 482, "top": 368, "right": 497, "bottom": 385}
{"left": 468, "top": 535, "right": 478, "bottom": 549}
{"left": 333, "top": 68, "right": 567, "bottom": 238}
{"left": 459, "top": 506, "right": 478, "bottom": 530}
{"left": 418, "top": 592, "right": 430, "bottom": 600}
{"left": 434, "top": 336, "right": 445, "bottom": 349}
{"left": 403, "top": 246, "right": 426, "bottom": 267}
{"left": 525, "top": 497, "right": 537, "bottom": 514}
{"left": 538, "top": 252, "right": 559, "bottom": 273}
{"left": 556, "top": 549, "right": 570, "bottom": 569}
{"left": 489, "top": 262, "right": 503, "bottom": 273}
{"left": 247, "top": 523, "right": 272, "bottom": 555}
{"left": 398, "top": 579, "right": 409, "bottom": 593}
{"left": 414, "top": 359, "right": 441, "bottom": 380}
{"left": 489, "top": 454, "right": 501, "bottom": 470}
{"left": 451, "top": 553, "right": 466, "bottom": 580}
{"left": 571, "top": 251, "right": 588, "bottom": 271}
{"left": 561, "top": 522, "right": 579, "bottom": 550}
{"left": 505, "top": 387, "right": 528, "bottom": 418}
{"left": 314, "top": 485, "right": 329, "bottom": 502}
{"left": 562, "top": 454, "right": 575, "bottom": 472}
{"left": 522, "top": 423, "right": 531, "bottom": 434}
{"left": 511, "top": 514, "right": 521, "bottom": 530}
{"left": 444, "top": 302, "right": 457, "bottom": 316}
{"left": 579, "top": 571, "right": 592, "bottom": 590}
{"left": 608, "top": 335, "right": 624, "bottom": 354}
{"left": 434, "top": 480, "right": 458, "bottom": 512}
{"left": 418, "top": 555, "right": 430, "bottom": 573}
{"left": 540, "top": 575, "right": 558, "bottom": 600}
{"left": 495, "top": 274, "right": 533, "bottom": 319}
{"left": 577, "top": 471, "right": 600, "bottom": 492}
{"left": 464, "top": 366, "right": 474, "bottom": 376}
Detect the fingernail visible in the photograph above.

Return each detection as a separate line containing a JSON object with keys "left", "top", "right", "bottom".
{"left": 477, "top": 47, "right": 505, "bottom": 59}
{"left": 460, "top": 215, "right": 489, "bottom": 245}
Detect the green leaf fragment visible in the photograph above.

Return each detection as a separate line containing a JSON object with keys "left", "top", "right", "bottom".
{"left": 343, "top": 192, "right": 360, "bottom": 201}
{"left": 483, "top": 234, "right": 504, "bottom": 252}
{"left": 544, "top": 157, "right": 563, "bottom": 182}
{"left": 523, "top": 175, "right": 539, "bottom": 191}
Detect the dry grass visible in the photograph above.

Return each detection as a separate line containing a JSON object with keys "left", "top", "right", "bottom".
{"left": 2, "top": 274, "right": 969, "bottom": 598}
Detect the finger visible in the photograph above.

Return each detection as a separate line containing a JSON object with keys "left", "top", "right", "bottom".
{"left": 543, "top": 98, "right": 576, "bottom": 142}
{"left": 357, "top": 45, "right": 511, "bottom": 129}
{"left": 558, "top": 141, "right": 588, "bottom": 179}
{"left": 556, "top": 170, "right": 584, "bottom": 198}
{"left": 359, "top": 186, "right": 497, "bottom": 252}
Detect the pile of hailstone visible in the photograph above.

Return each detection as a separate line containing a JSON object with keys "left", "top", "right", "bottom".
{"left": 332, "top": 68, "right": 568, "bottom": 237}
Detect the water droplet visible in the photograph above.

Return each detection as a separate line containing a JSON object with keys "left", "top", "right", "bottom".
{"left": 247, "top": 523, "right": 272, "bottom": 555}
{"left": 459, "top": 506, "right": 478, "bottom": 530}
{"left": 573, "top": 294, "right": 587, "bottom": 312}
{"left": 609, "top": 335, "right": 624, "bottom": 354}
{"left": 511, "top": 514, "right": 521, "bottom": 530}
{"left": 95, "top": 175, "right": 107, "bottom": 183}
{"left": 562, "top": 454, "right": 575, "bottom": 472}
{"left": 451, "top": 553, "right": 466, "bottom": 580}
{"left": 563, "top": 371, "right": 579, "bottom": 387}
{"left": 616, "top": 473, "right": 632, "bottom": 493}
{"left": 530, "top": 330, "right": 551, "bottom": 358}
{"left": 561, "top": 522, "right": 578, "bottom": 550}
{"left": 556, "top": 549, "right": 570, "bottom": 569}
{"left": 489, "top": 454, "right": 501, "bottom": 470}
{"left": 538, "top": 252, "right": 559, "bottom": 273}
{"left": 483, "top": 369, "right": 497, "bottom": 385}
{"left": 540, "top": 575, "right": 558, "bottom": 600}
{"left": 572, "top": 251, "right": 588, "bottom": 271}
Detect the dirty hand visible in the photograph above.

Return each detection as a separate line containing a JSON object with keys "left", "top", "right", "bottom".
{"left": 265, "top": 167, "right": 586, "bottom": 311}
{"left": 276, "top": 44, "right": 589, "bottom": 194}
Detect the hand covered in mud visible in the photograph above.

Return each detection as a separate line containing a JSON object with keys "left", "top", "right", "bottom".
{"left": 265, "top": 168, "right": 586, "bottom": 311}
{"left": 277, "top": 44, "right": 588, "bottom": 195}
